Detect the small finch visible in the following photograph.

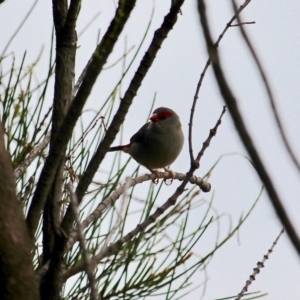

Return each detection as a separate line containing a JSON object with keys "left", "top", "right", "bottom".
{"left": 108, "top": 107, "right": 184, "bottom": 175}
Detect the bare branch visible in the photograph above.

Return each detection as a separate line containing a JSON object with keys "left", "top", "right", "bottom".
{"left": 52, "top": 0, "right": 68, "bottom": 31}
{"left": 229, "top": 21, "right": 255, "bottom": 27}
{"left": 39, "top": 1, "right": 79, "bottom": 296}
{"left": 236, "top": 229, "right": 284, "bottom": 300}
{"left": 65, "top": 0, "right": 81, "bottom": 36}
{"left": 196, "top": 106, "right": 226, "bottom": 162}
{"left": 188, "top": 0, "right": 252, "bottom": 162}
{"left": 197, "top": 0, "right": 300, "bottom": 257}
{"left": 65, "top": 171, "right": 211, "bottom": 252}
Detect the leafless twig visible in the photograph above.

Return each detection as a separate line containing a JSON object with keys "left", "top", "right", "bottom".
{"left": 229, "top": 21, "right": 255, "bottom": 27}
{"left": 188, "top": 0, "right": 252, "bottom": 162}
{"left": 235, "top": 229, "right": 284, "bottom": 300}
{"left": 103, "top": 45, "right": 135, "bottom": 70}
{"left": 78, "top": 12, "right": 102, "bottom": 37}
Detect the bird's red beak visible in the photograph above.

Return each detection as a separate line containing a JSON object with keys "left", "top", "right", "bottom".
{"left": 150, "top": 113, "right": 159, "bottom": 122}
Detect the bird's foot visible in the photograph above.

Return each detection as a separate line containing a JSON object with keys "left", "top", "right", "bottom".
{"left": 163, "top": 167, "right": 175, "bottom": 185}
{"left": 148, "top": 169, "right": 162, "bottom": 184}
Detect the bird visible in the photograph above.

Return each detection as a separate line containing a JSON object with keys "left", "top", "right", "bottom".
{"left": 108, "top": 107, "right": 184, "bottom": 179}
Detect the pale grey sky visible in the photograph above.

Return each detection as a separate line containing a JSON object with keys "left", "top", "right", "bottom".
{"left": 1, "top": 0, "right": 299, "bottom": 299}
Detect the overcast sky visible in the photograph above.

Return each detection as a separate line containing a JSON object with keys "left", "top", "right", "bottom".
{"left": 1, "top": 0, "right": 300, "bottom": 299}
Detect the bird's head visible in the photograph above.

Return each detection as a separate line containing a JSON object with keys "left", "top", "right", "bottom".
{"left": 149, "top": 107, "right": 179, "bottom": 124}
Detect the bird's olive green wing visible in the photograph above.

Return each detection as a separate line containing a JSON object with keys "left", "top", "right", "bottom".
{"left": 130, "top": 122, "right": 149, "bottom": 144}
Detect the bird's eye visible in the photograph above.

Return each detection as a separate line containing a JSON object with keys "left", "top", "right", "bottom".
{"left": 160, "top": 115, "right": 167, "bottom": 120}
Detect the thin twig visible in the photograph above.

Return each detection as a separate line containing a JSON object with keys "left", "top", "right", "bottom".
{"left": 235, "top": 229, "right": 284, "bottom": 300}
{"left": 103, "top": 45, "right": 135, "bottom": 70}
{"left": 69, "top": 116, "right": 105, "bottom": 157}
{"left": 229, "top": 21, "right": 255, "bottom": 27}
{"left": 196, "top": 106, "right": 226, "bottom": 162}
{"left": 188, "top": 0, "right": 252, "bottom": 162}
{"left": 78, "top": 12, "right": 102, "bottom": 37}
{"left": 1, "top": 0, "right": 38, "bottom": 57}
{"left": 67, "top": 183, "right": 99, "bottom": 300}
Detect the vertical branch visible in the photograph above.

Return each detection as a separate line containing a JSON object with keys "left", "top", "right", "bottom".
{"left": 40, "top": 1, "right": 80, "bottom": 299}
{"left": 42, "top": 0, "right": 78, "bottom": 265}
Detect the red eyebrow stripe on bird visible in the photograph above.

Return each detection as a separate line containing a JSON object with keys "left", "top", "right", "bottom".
{"left": 158, "top": 111, "right": 173, "bottom": 118}
{"left": 150, "top": 111, "right": 173, "bottom": 122}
